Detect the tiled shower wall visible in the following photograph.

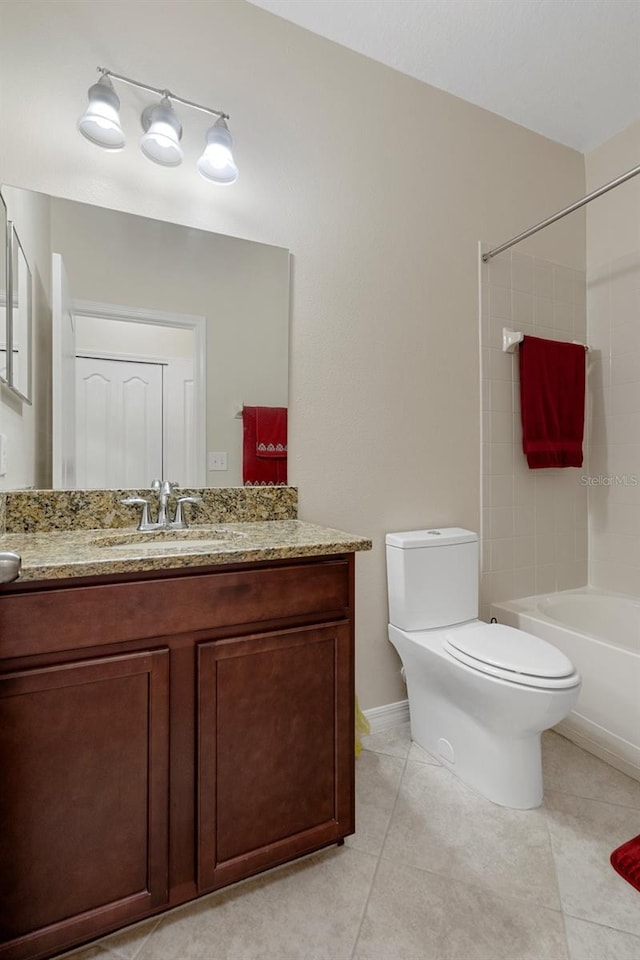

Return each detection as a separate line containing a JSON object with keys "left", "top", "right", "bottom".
{"left": 588, "top": 252, "right": 640, "bottom": 595}
{"left": 479, "top": 249, "right": 588, "bottom": 620}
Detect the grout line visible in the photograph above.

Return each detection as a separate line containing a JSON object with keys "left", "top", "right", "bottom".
{"left": 120, "top": 918, "right": 162, "bottom": 960}
{"left": 540, "top": 798, "right": 570, "bottom": 958}
{"left": 347, "top": 749, "right": 410, "bottom": 960}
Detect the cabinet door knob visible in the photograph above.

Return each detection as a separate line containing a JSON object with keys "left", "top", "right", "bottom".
{"left": 0, "top": 551, "right": 21, "bottom": 583}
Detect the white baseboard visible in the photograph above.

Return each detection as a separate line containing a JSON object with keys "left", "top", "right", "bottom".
{"left": 363, "top": 699, "right": 410, "bottom": 734}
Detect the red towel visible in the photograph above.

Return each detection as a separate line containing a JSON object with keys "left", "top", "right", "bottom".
{"left": 242, "top": 406, "right": 288, "bottom": 485}
{"left": 519, "top": 336, "right": 586, "bottom": 469}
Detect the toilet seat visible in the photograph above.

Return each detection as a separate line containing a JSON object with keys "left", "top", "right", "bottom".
{"left": 442, "top": 622, "right": 581, "bottom": 690}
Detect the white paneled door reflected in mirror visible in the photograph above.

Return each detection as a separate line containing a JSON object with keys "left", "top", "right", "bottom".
{"left": 0, "top": 185, "right": 290, "bottom": 490}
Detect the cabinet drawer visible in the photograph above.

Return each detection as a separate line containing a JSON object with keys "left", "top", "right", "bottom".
{"left": 0, "top": 559, "right": 351, "bottom": 658}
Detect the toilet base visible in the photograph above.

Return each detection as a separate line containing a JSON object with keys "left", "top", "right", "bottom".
{"left": 409, "top": 693, "right": 544, "bottom": 809}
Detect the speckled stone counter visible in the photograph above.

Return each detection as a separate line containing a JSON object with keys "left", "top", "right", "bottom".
{"left": 1, "top": 520, "right": 372, "bottom": 582}
{"left": 0, "top": 487, "right": 371, "bottom": 582}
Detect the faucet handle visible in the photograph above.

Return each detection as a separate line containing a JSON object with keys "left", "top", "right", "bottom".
{"left": 150, "top": 479, "right": 162, "bottom": 494}
{"left": 120, "top": 497, "right": 153, "bottom": 531}
{"left": 172, "top": 495, "right": 203, "bottom": 529}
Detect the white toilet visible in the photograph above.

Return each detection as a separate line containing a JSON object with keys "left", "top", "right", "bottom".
{"left": 386, "top": 527, "right": 581, "bottom": 809}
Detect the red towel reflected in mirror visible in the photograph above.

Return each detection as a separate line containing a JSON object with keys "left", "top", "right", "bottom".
{"left": 242, "top": 406, "right": 288, "bottom": 485}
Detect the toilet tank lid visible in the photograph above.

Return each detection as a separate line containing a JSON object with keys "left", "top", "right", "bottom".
{"left": 386, "top": 528, "right": 478, "bottom": 548}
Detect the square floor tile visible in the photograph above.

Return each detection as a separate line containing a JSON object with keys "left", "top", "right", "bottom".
{"left": 564, "top": 916, "right": 640, "bottom": 960}
{"left": 382, "top": 760, "right": 561, "bottom": 909}
{"left": 348, "top": 749, "right": 405, "bottom": 856}
{"left": 543, "top": 731, "right": 640, "bottom": 809}
{"left": 362, "top": 722, "right": 411, "bottom": 759}
{"left": 545, "top": 790, "right": 640, "bottom": 935}
{"left": 136, "top": 846, "right": 376, "bottom": 960}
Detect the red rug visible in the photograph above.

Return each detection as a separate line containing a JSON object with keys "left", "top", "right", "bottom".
{"left": 610, "top": 834, "right": 640, "bottom": 893}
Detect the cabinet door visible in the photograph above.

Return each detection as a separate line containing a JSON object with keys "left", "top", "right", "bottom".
{"left": 0, "top": 649, "right": 169, "bottom": 960}
{"left": 198, "top": 622, "right": 354, "bottom": 892}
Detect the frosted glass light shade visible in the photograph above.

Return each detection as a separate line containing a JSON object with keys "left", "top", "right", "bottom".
{"left": 140, "top": 99, "right": 183, "bottom": 167}
{"left": 197, "top": 118, "right": 238, "bottom": 185}
{"left": 77, "top": 75, "right": 125, "bottom": 150}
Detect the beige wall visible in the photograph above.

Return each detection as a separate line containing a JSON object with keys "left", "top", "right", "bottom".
{"left": 586, "top": 122, "right": 640, "bottom": 595}
{"left": 0, "top": 0, "right": 586, "bottom": 708}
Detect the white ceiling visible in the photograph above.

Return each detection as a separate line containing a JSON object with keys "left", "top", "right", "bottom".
{"left": 248, "top": 0, "right": 640, "bottom": 153}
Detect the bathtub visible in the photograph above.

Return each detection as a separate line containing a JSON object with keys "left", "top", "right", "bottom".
{"left": 491, "top": 588, "right": 640, "bottom": 781}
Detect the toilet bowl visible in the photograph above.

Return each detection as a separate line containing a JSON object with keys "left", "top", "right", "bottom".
{"left": 386, "top": 528, "right": 581, "bottom": 809}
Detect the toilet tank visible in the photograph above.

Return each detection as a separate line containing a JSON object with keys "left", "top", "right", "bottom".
{"left": 386, "top": 528, "right": 479, "bottom": 630}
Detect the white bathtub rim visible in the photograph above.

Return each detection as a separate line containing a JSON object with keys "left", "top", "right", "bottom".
{"left": 492, "top": 586, "right": 640, "bottom": 654}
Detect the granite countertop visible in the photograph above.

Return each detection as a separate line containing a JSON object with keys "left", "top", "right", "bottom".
{"left": 0, "top": 520, "right": 373, "bottom": 582}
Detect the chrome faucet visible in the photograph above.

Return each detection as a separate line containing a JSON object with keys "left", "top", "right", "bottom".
{"left": 121, "top": 480, "right": 202, "bottom": 531}
{"left": 152, "top": 479, "right": 178, "bottom": 527}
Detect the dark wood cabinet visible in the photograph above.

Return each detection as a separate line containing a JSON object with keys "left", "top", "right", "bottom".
{"left": 0, "top": 555, "right": 355, "bottom": 960}
{"left": 0, "top": 650, "right": 170, "bottom": 960}
{"left": 198, "top": 621, "right": 353, "bottom": 892}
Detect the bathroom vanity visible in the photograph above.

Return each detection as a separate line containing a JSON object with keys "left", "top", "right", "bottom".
{"left": 0, "top": 489, "right": 371, "bottom": 960}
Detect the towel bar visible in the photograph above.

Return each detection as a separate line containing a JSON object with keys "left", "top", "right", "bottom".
{"left": 501, "top": 328, "right": 589, "bottom": 354}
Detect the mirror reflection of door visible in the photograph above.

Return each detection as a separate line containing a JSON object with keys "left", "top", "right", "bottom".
{"left": 75, "top": 357, "right": 164, "bottom": 488}
{"left": 75, "top": 353, "right": 196, "bottom": 488}
{"left": 52, "top": 249, "right": 202, "bottom": 489}
{"left": 73, "top": 318, "right": 196, "bottom": 489}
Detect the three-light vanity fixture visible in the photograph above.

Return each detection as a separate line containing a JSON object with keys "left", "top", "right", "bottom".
{"left": 77, "top": 67, "right": 238, "bottom": 185}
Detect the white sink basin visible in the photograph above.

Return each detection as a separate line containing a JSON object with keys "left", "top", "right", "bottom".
{"left": 92, "top": 527, "right": 246, "bottom": 552}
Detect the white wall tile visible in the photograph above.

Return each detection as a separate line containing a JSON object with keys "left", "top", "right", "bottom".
{"left": 481, "top": 253, "right": 590, "bottom": 607}
{"left": 513, "top": 566, "right": 536, "bottom": 599}
{"left": 488, "top": 253, "right": 511, "bottom": 287}
{"left": 553, "top": 300, "right": 573, "bottom": 332}
{"left": 491, "top": 537, "right": 514, "bottom": 571}
{"left": 533, "top": 260, "right": 554, "bottom": 298}
{"left": 535, "top": 564, "right": 557, "bottom": 594}
{"left": 534, "top": 296, "right": 554, "bottom": 327}
{"left": 553, "top": 264, "right": 574, "bottom": 303}
{"left": 513, "top": 536, "right": 535, "bottom": 567}
{"left": 514, "top": 504, "right": 535, "bottom": 537}
{"left": 490, "top": 379, "right": 513, "bottom": 412}
{"left": 512, "top": 290, "right": 533, "bottom": 326}
{"left": 490, "top": 411, "right": 513, "bottom": 443}
{"left": 489, "top": 348, "right": 513, "bottom": 381}
{"left": 491, "top": 442, "right": 513, "bottom": 476}
{"left": 511, "top": 253, "right": 533, "bottom": 293}
{"left": 489, "top": 506, "right": 514, "bottom": 539}
{"left": 480, "top": 252, "right": 592, "bottom": 605}
{"left": 490, "top": 474, "right": 514, "bottom": 507}
{"left": 489, "top": 283, "right": 511, "bottom": 320}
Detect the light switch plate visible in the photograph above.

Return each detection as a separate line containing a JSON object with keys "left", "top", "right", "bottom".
{"left": 208, "top": 451, "right": 228, "bottom": 471}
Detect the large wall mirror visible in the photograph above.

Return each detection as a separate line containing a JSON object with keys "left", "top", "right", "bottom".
{"left": 0, "top": 185, "right": 290, "bottom": 490}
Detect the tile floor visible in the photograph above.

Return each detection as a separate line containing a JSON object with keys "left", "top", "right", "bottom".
{"left": 58, "top": 726, "right": 640, "bottom": 960}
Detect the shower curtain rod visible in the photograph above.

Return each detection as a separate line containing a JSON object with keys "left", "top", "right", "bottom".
{"left": 482, "top": 162, "right": 640, "bottom": 262}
